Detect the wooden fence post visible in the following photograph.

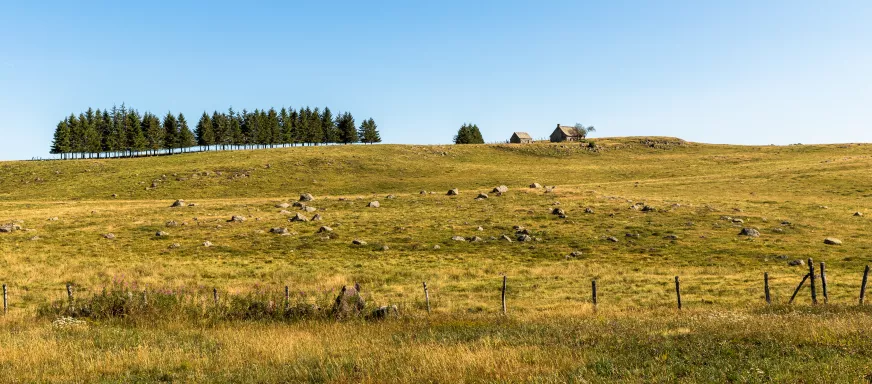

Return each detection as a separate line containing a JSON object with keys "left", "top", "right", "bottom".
{"left": 820, "top": 262, "right": 828, "bottom": 304}
{"left": 764, "top": 273, "right": 771, "bottom": 305}
{"left": 213, "top": 288, "right": 218, "bottom": 305}
{"left": 861, "top": 265, "right": 870, "bottom": 305}
{"left": 284, "top": 286, "right": 290, "bottom": 310}
{"left": 591, "top": 280, "right": 598, "bottom": 307}
{"left": 142, "top": 289, "right": 148, "bottom": 306}
{"left": 808, "top": 258, "right": 817, "bottom": 304}
{"left": 674, "top": 276, "right": 682, "bottom": 310}
{"left": 789, "top": 274, "right": 810, "bottom": 304}
{"left": 501, "top": 276, "right": 507, "bottom": 315}
{"left": 66, "top": 283, "right": 73, "bottom": 306}
{"left": 2, "top": 284, "right": 7, "bottom": 314}
{"left": 423, "top": 282, "right": 431, "bottom": 314}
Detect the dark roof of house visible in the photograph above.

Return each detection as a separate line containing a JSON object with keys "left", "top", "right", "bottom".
{"left": 512, "top": 132, "right": 532, "bottom": 139}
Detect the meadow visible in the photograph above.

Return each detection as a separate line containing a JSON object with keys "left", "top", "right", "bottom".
{"left": 1, "top": 137, "right": 872, "bottom": 382}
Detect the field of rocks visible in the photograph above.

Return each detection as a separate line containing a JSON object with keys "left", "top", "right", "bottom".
{"left": 1, "top": 138, "right": 872, "bottom": 382}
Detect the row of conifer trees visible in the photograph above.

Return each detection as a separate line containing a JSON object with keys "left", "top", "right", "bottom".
{"left": 50, "top": 104, "right": 381, "bottom": 159}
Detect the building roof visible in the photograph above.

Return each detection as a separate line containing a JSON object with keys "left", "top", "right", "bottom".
{"left": 512, "top": 132, "right": 532, "bottom": 139}
{"left": 554, "top": 126, "right": 578, "bottom": 137}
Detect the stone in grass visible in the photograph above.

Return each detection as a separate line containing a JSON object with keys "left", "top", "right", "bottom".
{"left": 386, "top": 194, "right": 396, "bottom": 199}
{"left": 567, "top": 251, "right": 583, "bottom": 258}
{"left": 299, "top": 193, "right": 315, "bottom": 202}
{"left": 788, "top": 259, "right": 805, "bottom": 266}
{"left": 447, "top": 188, "right": 459, "bottom": 196}
{"left": 332, "top": 283, "right": 365, "bottom": 318}
{"left": 368, "top": 305, "right": 399, "bottom": 320}
{"left": 203, "top": 241, "right": 213, "bottom": 247}
{"left": 738, "top": 228, "right": 760, "bottom": 237}
{"left": 304, "top": 206, "right": 318, "bottom": 213}
{"left": 433, "top": 244, "right": 441, "bottom": 250}
{"left": 606, "top": 236, "right": 619, "bottom": 243}
{"left": 530, "top": 183, "right": 542, "bottom": 188}
{"left": 103, "top": 233, "right": 116, "bottom": 240}
{"left": 501, "top": 234, "right": 513, "bottom": 242}
{"left": 368, "top": 201, "right": 380, "bottom": 208}
{"left": 168, "top": 243, "right": 181, "bottom": 249}
{"left": 312, "top": 214, "right": 323, "bottom": 221}
{"left": 824, "top": 237, "right": 842, "bottom": 245}
{"left": 166, "top": 221, "right": 179, "bottom": 227}
{"left": 663, "top": 234, "right": 679, "bottom": 240}
{"left": 584, "top": 207, "right": 595, "bottom": 214}
{"left": 290, "top": 213, "right": 309, "bottom": 222}
{"left": 517, "top": 234, "right": 533, "bottom": 242}
{"left": 475, "top": 193, "right": 488, "bottom": 200}
{"left": 552, "top": 208, "right": 565, "bottom": 216}
{"left": 276, "top": 203, "right": 291, "bottom": 209}
{"left": 854, "top": 212, "right": 863, "bottom": 217}
{"left": 451, "top": 236, "right": 467, "bottom": 242}
{"left": 381, "top": 245, "right": 390, "bottom": 251}
{"left": 155, "top": 231, "right": 169, "bottom": 237}
{"left": 270, "top": 227, "right": 290, "bottom": 235}
{"left": 318, "top": 226, "right": 333, "bottom": 233}
{"left": 352, "top": 239, "right": 368, "bottom": 245}
{"left": 492, "top": 185, "right": 508, "bottom": 193}
{"left": 468, "top": 236, "right": 483, "bottom": 242}
{"left": 227, "top": 215, "right": 246, "bottom": 223}
{"left": 170, "top": 199, "right": 185, "bottom": 207}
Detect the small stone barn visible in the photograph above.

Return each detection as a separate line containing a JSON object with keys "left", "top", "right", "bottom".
{"left": 550, "top": 124, "right": 580, "bottom": 142}
{"left": 510, "top": 132, "right": 533, "bottom": 144}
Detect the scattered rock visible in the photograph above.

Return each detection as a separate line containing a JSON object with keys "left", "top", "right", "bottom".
{"left": 641, "top": 205, "right": 655, "bottom": 212}
{"left": 304, "top": 206, "right": 318, "bottom": 213}
{"left": 299, "top": 193, "right": 315, "bottom": 202}
{"left": 103, "top": 233, "right": 116, "bottom": 240}
{"left": 368, "top": 201, "right": 380, "bottom": 208}
{"left": 312, "top": 214, "right": 323, "bottom": 221}
{"left": 517, "top": 234, "right": 532, "bottom": 242}
{"left": 781, "top": 221, "right": 792, "bottom": 225}
{"left": 492, "top": 185, "right": 508, "bottom": 193}
{"left": 663, "top": 234, "right": 679, "bottom": 240}
{"left": 290, "top": 213, "right": 309, "bottom": 222}
{"left": 788, "top": 259, "right": 805, "bottom": 266}
{"left": 352, "top": 239, "right": 367, "bottom": 245}
{"left": 386, "top": 194, "right": 395, "bottom": 199}
{"left": 773, "top": 228, "right": 784, "bottom": 233}
{"left": 368, "top": 305, "right": 399, "bottom": 320}
{"left": 29, "top": 236, "right": 40, "bottom": 241}
{"left": 476, "top": 226, "right": 484, "bottom": 231}
{"left": 203, "top": 241, "right": 213, "bottom": 247}
{"left": 168, "top": 243, "right": 181, "bottom": 249}
{"left": 111, "top": 194, "right": 118, "bottom": 198}
{"left": 854, "top": 212, "right": 863, "bottom": 217}
{"left": 228, "top": 215, "right": 246, "bottom": 223}
{"left": 738, "top": 228, "right": 760, "bottom": 237}
{"left": 530, "top": 183, "right": 542, "bottom": 188}
{"left": 318, "top": 226, "right": 333, "bottom": 233}
{"left": 433, "top": 244, "right": 441, "bottom": 250}
{"left": 451, "top": 236, "right": 466, "bottom": 242}
{"left": 381, "top": 245, "right": 390, "bottom": 251}
{"left": 166, "top": 221, "right": 179, "bottom": 227}
{"left": 468, "top": 236, "right": 483, "bottom": 242}
{"left": 731, "top": 218, "right": 745, "bottom": 224}
{"left": 270, "top": 227, "right": 290, "bottom": 235}
{"left": 824, "top": 237, "right": 842, "bottom": 245}
{"left": 475, "top": 193, "right": 488, "bottom": 200}
{"left": 187, "top": 203, "right": 197, "bottom": 207}
{"left": 48, "top": 217, "right": 59, "bottom": 221}
{"left": 606, "top": 236, "right": 619, "bottom": 242}
{"left": 155, "top": 231, "right": 169, "bottom": 237}
{"left": 292, "top": 201, "right": 304, "bottom": 208}
{"left": 584, "top": 207, "right": 594, "bottom": 214}
{"left": 447, "top": 188, "right": 459, "bottom": 196}
{"left": 626, "top": 233, "right": 640, "bottom": 238}
{"left": 568, "top": 251, "right": 583, "bottom": 258}
{"left": 420, "top": 191, "right": 427, "bottom": 195}
{"left": 544, "top": 186, "right": 555, "bottom": 193}
{"left": 276, "top": 203, "right": 291, "bottom": 208}
{"left": 551, "top": 208, "right": 565, "bottom": 216}
{"left": 501, "top": 234, "right": 513, "bottom": 242}
{"left": 279, "top": 210, "right": 292, "bottom": 215}
{"left": 332, "top": 284, "right": 365, "bottom": 318}
{"left": 170, "top": 200, "right": 185, "bottom": 208}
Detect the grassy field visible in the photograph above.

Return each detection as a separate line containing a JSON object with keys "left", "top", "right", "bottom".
{"left": 2, "top": 137, "right": 872, "bottom": 382}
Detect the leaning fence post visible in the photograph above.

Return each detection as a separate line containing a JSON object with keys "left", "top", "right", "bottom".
{"left": 591, "top": 280, "right": 598, "bottom": 307}
{"left": 861, "top": 265, "right": 870, "bottom": 305}
{"left": 2, "top": 284, "right": 7, "bottom": 314}
{"left": 820, "top": 262, "right": 828, "bottom": 304}
{"left": 764, "top": 273, "right": 771, "bottom": 305}
{"left": 66, "top": 283, "right": 73, "bottom": 307}
{"left": 213, "top": 287, "right": 218, "bottom": 305}
{"left": 423, "top": 282, "right": 431, "bottom": 314}
{"left": 674, "top": 276, "right": 682, "bottom": 310}
{"left": 789, "top": 274, "right": 810, "bottom": 304}
{"left": 501, "top": 276, "right": 507, "bottom": 315}
{"left": 808, "top": 258, "right": 817, "bottom": 304}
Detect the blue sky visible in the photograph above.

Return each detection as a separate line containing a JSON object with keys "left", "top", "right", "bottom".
{"left": 1, "top": 1, "right": 871, "bottom": 160}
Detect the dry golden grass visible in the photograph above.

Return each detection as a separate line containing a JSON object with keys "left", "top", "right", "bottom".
{"left": 1, "top": 138, "right": 872, "bottom": 382}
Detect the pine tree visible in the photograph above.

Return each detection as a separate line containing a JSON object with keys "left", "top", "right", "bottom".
{"left": 321, "top": 107, "right": 337, "bottom": 144}
{"left": 195, "top": 112, "right": 214, "bottom": 150}
{"left": 142, "top": 112, "right": 164, "bottom": 155}
{"left": 177, "top": 113, "right": 195, "bottom": 152}
{"left": 82, "top": 110, "right": 103, "bottom": 157}
{"left": 338, "top": 112, "right": 358, "bottom": 144}
{"left": 454, "top": 123, "right": 484, "bottom": 144}
{"left": 360, "top": 118, "right": 382, "bottom": 144}
{"left": 126, "top": 110, "right": 146, "bottom": 155}
{"left": 162, "top": 112, "right": 179, "bottom": 153}
{"left": 279, "top": 107, "right": 291, "bottom": 146}
{"left": 296, "top": 108, "right": 309, "bottom": 145}
{"left": 99, "top": 110, "right": 114, "bottom": 155}
{"left": 267, "top": 108, "right": 280, "bottom": 147}
{"left": 288, "top": 108, "right": 299, "bottom": 146}
{"left": 308, "top": 107, "right": 322, "bottom": 146}
{"left": 51, "top": 120, "right": 71, "bottom": 159}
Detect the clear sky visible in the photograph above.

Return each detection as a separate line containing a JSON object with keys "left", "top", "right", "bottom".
{"left": 1, "top": 1, "right": 871, "bottom": 160}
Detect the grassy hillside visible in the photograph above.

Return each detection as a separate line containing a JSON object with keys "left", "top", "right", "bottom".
{"left": 2, "top": 138, "right": 872, "bottom": 382}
